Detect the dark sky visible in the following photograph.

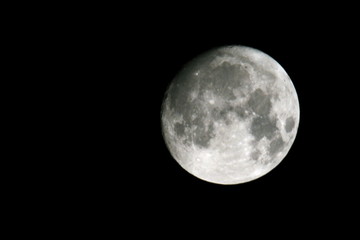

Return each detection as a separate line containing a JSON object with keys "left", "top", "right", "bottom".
{"left": 98, "top": 17, "right": 353, "bottom": 220}
{"left": 55, "top": 4, "right": 358, "bottom": 234}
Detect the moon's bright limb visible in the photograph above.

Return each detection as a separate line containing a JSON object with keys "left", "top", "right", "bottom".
{"left": 161, "top": 45, "right": 300, "bottom": 185}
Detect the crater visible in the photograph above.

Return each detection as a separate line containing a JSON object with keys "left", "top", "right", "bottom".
{"left": 211, "top": 108, "right": 223, "bottom": 121}
{"left": 206, "top": 62, "right": 250, "bottom": 101}
{"left": 233, "top": 105, "right": 248, "bottom": 119}
{"left": 250, "top": 116, "right": 278, "bottom": 141}
{"left": 269, "top": 137, "right": 285, "bottom": 156}
{"left": 193, "top": 121, "right": 215, "bottom": 148}
{"left": 260, "top": 69, "right": 277, "bottom": 81}
{"left": 168, "top": 65, "right": 203, "bottom": 114}
{"left": 174, "top": 122, "right": 185, "bottom": 137}
{"left": 178, "top": 115, "right": 216, "bottom": 148}
{"left": 247, "top": 88, "right": 272, "bottom": 116}
{"left": 285, "top": 117, "right": 295, "bottom": 133}
{"left": 251, "top": 150, "right": 261, "bottom": 161}
{"left": 211, "top": 105, "right": 235, "bottom": 125}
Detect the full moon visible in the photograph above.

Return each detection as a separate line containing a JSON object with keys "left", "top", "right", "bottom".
{"left": 161, "top": 45, "right": 300, "bottom": 185}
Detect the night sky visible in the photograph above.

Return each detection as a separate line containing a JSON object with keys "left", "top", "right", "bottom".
{"left": 44, "top": 4, "right": 357, "bottom": 235}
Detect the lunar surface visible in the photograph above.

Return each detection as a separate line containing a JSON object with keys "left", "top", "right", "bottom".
{"left": 161, "top": 45, "right": 299, "bottom": 185}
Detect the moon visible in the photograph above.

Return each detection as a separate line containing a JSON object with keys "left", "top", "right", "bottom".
{"left": 161, "top": 45, "right": 300, "bottom": 185}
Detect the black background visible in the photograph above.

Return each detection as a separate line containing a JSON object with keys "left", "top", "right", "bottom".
{"left": 80, "top": 6, "right": 358, "bottom": 232}
{"left": 86, "top": 3, "right": 356, "bottom": 228}
{"left": 17, "top": 3, "right": 358, "bottom": 236}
